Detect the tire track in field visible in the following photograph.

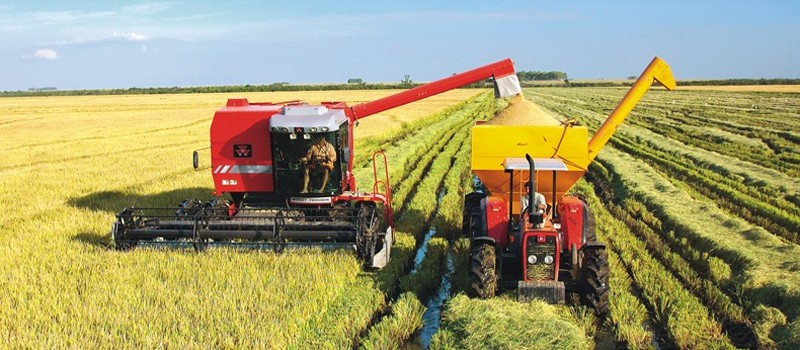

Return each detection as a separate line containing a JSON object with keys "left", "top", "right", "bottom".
{"left": 0, "top": 116, "right": 47, "bottom": 127}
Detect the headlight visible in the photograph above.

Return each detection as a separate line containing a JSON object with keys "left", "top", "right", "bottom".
{"left": 527, "top": 255, "right": 537, "bottom": 264}
{"left": 321, "top": 126, "right": 329, "bottom": 132}
{"left": 544, "top": 255, "right": 554, "bottom": 265}
{"left": 310, "top": 127, "right": 318, "bottom": 132}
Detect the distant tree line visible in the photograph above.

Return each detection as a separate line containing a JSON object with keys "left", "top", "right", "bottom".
{"left": 0, "top": 82, "right": 428, "bottom": 97}
{"left": 4, "top": 77, "right": 799, "bottom": 97}
{"left": 27, "top": 87, "right": 57, "bottom": 92}
{"left": 516, "top": 71, "right": 568, "bottom": 81}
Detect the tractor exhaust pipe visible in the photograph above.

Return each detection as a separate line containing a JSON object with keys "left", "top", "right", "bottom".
{"left": 525, "top": 154, "right": 538, "bottom": 224}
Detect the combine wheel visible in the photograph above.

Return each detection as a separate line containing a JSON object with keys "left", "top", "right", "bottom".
{"left": 356, "top": 204, "right": 380, "bottom": 266}
{"left": 469, "top": 242, "right": 497, "bottom": 298}
{"left": 580, "top": 245, "right": 610, "bottom": 317}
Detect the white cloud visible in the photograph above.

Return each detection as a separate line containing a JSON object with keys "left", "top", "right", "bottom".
{"left": 23, "top": 48, "right": 58, "bottom": 60}
{"left": 46, "top": 31, "right": 151, "bottom": 46}
{"left": 116, "top": 31, "right": 149, "bottom": 41}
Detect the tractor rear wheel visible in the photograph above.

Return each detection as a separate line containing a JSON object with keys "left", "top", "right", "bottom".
{"left": 469, "top": 242, "right": 497, "bottom": 298}
{"left": 580, "top": 245, "right": 610, "bottom": 317}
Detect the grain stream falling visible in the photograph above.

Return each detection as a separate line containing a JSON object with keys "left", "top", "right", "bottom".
{"left": 485, "top": 94, "right": 561, "bottom": 126}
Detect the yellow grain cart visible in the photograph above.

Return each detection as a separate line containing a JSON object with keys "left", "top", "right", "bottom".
{"left": 465, "top": 57, "right": 675, "bottom": 314}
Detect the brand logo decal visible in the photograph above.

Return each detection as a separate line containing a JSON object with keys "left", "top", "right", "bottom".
{"left": 234, "top": 144, "right": 252, "bottom": 158}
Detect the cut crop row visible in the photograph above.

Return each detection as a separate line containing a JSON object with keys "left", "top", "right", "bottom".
{"left": 531, "top": 88, "right": 800, "bottom": 176}
{"left": 594, "top": 146, "right": 800, "bottom": 348}
{"left": 609, "top": 130, "right": 800, "bottom": 243}
{"left": 586, "top": 163, "right": 760, "bottom": 348}
{"left": 579, "top": 171, "right": 734, "bottom": 349}
{"left": 356, "top": 93, "right": 497, "bottom": 347}
{"left": 527, "top": 89, "right": 800, "bottom": 243}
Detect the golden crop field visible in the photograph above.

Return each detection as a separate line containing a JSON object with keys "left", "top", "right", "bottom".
{"left": 0, "top": 89, "right": 481, "bottom": 348}
{"left": 3, "top": 85, "right": 799, "bottom": 349}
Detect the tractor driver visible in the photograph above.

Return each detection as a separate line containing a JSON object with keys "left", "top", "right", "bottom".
{"left": 521, "top": 182, "right": 547, "bottom": 228}
{"left": 300, "top": 134, "right": 337, "bottom": 193}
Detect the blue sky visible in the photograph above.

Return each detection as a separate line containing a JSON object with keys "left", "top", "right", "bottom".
{"left": 1, "top": 1, "right": 798, "bottom": 91}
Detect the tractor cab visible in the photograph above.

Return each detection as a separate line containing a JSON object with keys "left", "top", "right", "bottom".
{"left": 504, "top": 156, "right": 570, "bottom": 281}
{"left": 270, "top": 105, "right": 351, "bottom": 198}
{"left": 503, "top": 156, "right": 568, "bottom": 233}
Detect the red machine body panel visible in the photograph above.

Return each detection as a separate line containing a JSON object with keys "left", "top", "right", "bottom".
{"left": 210, "top": 101, "right": 284, "bottom": 194}
{"left": 484, "top": 195, "right": 509, "bottom": 247}
{"left": 557, "top": 195, "right": 585, "bottom": 251}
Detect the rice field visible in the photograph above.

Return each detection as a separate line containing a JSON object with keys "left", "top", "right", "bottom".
{"left": 2, "top": 84, "right": 799, "bottom": 349}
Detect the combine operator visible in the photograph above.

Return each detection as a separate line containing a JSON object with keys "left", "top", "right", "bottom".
{"left": 300, "top": 135, "right": 337, "bottom": 193}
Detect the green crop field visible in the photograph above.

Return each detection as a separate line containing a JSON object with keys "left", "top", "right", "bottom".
{"left": 1, "top": 86, "right": 799, "bottom": 349}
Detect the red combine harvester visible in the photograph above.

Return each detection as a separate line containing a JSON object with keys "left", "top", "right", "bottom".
{"left": 112, "top": 59, "right": 522, "bottom": 268}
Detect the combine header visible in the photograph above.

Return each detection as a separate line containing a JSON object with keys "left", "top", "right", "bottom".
{"left": 465, "top": 57, "right": 675, "bottom": 314}
{"left": 112, "top": 59, "right": 522, "bottom": 268}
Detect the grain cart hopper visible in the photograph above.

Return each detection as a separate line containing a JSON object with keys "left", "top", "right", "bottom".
{"left": 464, "top": 57, "right": 674, "bottom": 314}
{"left": 112, "top": 59, "right": 522, "bottom": 268}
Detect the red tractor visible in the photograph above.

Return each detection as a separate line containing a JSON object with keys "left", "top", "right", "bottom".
{"left": 464, "top": 57, "right": 675, "bottom": 314}
{"left": 112, "top": 59, "right": 522, "bottom": 268}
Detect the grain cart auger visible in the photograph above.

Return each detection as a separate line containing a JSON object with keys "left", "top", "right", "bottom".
{"left": 464, "top": 57, "right": 675, "bottom": 315}
{"left": 112, "top": 59, "right": 522, "bottom": 268}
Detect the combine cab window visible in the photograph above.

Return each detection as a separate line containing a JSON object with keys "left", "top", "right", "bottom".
{"left": 272, "top": 131, "right": 343, "bottom": 195}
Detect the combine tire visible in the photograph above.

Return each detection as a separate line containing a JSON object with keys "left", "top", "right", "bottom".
{"left": 469, "top": 242, "right": 497, "bottom": 298}
{"left": 580, "top": 245, "right": 610, "bottom": 317}
{"left": 356, "top": 204, "right": 380, "bottom": 266}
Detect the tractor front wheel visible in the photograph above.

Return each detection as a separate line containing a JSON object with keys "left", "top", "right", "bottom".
{"left": 580, "top": 245, "right": 610, "bottom": 317}
{"left": 469, "top": 242, "right": 497, "bottom": 298}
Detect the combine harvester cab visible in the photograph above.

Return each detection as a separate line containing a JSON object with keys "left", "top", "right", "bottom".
{"left": 465, "top": 57, "right": 675, "bottom": 315}
{"left": 112, "top": 58, "right": 522, "bottom": 269}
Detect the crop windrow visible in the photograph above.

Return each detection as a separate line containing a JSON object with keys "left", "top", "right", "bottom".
{"left": 356, "top": 92, "right": 496, "bottom": 347}
{"left": 586, "top": 162, "right": 760, "bottom": 348}
{"left": 528, "top": 88, "right": 800, "bottom": 244}
{"left": 594, "top": 146, "right": 800, "bottom": 348}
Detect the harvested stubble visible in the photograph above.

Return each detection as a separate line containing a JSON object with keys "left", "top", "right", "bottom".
{"left": 485, "top": 94, "right": 561, "bottom": 126}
